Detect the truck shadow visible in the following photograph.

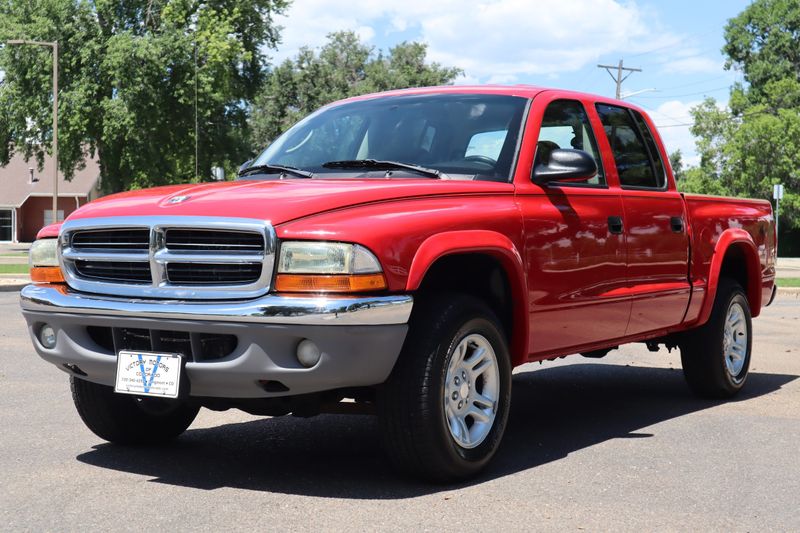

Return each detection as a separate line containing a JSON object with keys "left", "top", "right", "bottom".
{"left": 76, "top": 363, "right": 796, "bottom": 499}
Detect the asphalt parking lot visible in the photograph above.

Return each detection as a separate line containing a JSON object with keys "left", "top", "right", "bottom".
{"left": 1, "top": 291, "right": 798, "bottom": 532}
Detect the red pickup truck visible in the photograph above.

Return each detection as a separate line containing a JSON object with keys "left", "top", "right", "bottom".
{"left": 20, "top": 86, "right": 777, "bottom": 482}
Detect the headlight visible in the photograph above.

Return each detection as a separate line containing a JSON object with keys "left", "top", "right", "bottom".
{"left": 278, "top": 242, "right": 382, "bottom": 274}
{"left": 29, "top": 238, "right": 65, "bottom": 283}
{"left": 275, "top": 241, "right": 386, "bottom": 293}
{"left": 29, "top": 238, "right": 59, "bottom": 267}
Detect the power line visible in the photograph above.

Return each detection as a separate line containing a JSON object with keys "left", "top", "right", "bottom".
{"left": 655, "top": 107, "right": 781, "bottom": 129}
{"left": 597, "top": 59, "right": 642, "bottom": 99}
{"left": 657, "top": 75, "right": 730, "bottom": 92}
{"left": 630, "top": 85, "right": 731, "bottom": 99}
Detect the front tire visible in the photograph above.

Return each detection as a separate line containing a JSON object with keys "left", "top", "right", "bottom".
{"left": 70, "top": 377, "right": 199, "bottom": 444}
{"left": 680, "top": 278, "right": 752, "bottom": 398}
{"left": 378, "top": 294, "right": 512, "bottom": 482}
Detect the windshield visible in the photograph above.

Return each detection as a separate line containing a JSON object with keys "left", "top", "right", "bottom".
{"left": 251, "top": 93, "right": 529, "bottom": 182}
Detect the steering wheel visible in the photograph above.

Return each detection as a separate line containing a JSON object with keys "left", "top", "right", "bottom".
{"left": 464, "top": 155, "right": 497, "bottom": 166}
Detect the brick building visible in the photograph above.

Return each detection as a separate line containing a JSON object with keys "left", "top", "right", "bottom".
{"left": 0, "top": 153, "right": 101, "bottom": 243}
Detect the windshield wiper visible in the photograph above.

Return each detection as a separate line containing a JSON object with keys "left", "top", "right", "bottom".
{"left": 321, "top": 159, "right": 444, "bottom": 179}
{"left": 238, "top": 163, "right": 314, "bottom": 179}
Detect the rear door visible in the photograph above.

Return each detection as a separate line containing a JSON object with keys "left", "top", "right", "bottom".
{"left": 594, "top": 103, "right": 690, "bottom": 335}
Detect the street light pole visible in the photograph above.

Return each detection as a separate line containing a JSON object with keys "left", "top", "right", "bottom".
{"left": 6, "top": 39, "right": 59, "bottom": 222}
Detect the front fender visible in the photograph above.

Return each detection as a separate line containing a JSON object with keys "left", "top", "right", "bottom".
{"left": 406, "top": 230, "right": 529, "bottom": 366}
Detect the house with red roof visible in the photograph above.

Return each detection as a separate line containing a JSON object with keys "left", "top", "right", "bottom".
{"left": 0, "top": 153, "right": 101, "bottom": 243}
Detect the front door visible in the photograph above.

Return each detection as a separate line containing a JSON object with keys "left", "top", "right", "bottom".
{"left": 519, "top": 97, "right": 630, "bottom": 356}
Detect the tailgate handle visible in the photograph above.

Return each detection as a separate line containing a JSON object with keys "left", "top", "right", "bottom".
{"left": 670, "top": 216, "right": 684, "bottom": 233}
{"left": 608, "top": 216, "right": 624, "bottom": 235}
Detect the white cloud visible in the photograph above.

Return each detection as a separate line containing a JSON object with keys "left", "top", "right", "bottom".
{"left": 645, "top": 100, "right": 701, "bottom": 166}
{"left": 662, "top": 55, "right": 722, "bottom": 75}
{"left": 270, "top": 0, "right": 685, "bottom": 79}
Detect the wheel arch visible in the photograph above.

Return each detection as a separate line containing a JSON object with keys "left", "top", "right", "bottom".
{"left": 698, "top": 229, "right": 763, "bottom": 325}
{"left": 406, "top": 230, "right": 528, "bottom": 366}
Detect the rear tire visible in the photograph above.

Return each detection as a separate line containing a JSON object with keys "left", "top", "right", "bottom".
{"left": 70, "top": 377, "right": 199, "bottom": 444}
{"left": 378, "top": 294, "right": 512, "bottom": 482}
{"left": 680, "top": 278, "right": 752, "bottom": 398}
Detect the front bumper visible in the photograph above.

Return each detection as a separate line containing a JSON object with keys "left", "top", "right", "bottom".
{"left": 20, "top": 284, "right": 412, "bottom": 398}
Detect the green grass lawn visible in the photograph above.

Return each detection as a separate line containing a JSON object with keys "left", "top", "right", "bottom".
{"left": 0, "top": 253, "right": 28, "bottom": 258}
{"left": 0, "top": 264, "right": 28, "bottom": 274}
{"left": 779, "top": 278, "right": 800, "bottom": 287}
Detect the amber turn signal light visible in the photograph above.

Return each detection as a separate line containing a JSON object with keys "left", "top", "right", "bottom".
{"left": 275, "top": 273, "right": 387, "bottom": 293}
{"left": 30, "top": 266, "right": 66, "bottom": 284}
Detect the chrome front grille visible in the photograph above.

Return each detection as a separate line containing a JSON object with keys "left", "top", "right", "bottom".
{"left": 165, "top": 229, "right": 265, "bottom": 251}
{"left": 70, "top": 228, "right": 150, "bottom": 251}
{"left": 59, "top": 216, "right": 276, "bottom": 299}
{"left": 166, "top": 262, "right": 263, "bottom": 285}
{"left": 74, "top": 260, "right": 153, "bottom": 283}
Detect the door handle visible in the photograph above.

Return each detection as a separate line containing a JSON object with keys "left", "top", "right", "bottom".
{"left": 608, "top": 216, "right": 624, "bottom": 235}
{"left": 670, "top": 216, "right": 684, "bottom": 233}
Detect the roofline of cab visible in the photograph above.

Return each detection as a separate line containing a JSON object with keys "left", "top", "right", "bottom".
{"left": 325, "top": 84, "right": 650, "bottom": 115}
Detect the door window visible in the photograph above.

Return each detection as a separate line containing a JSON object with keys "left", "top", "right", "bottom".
{"left": 43, "top": 210, "right": 64, "bottom": 226}
{"left": 595, "top": 103, "right": 665, "bottom": 189}
{"left": 0, "top": 210, "right": 12, "bottom": 241}
{"left": 631, "top": 110, "right": 667, "bottom": 185}
{"left": 536, "top": 100, "right": 605, "bottom": 186}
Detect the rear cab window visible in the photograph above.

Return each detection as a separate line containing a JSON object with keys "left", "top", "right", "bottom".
{"left": 595, "top": 103, "right": 666, "bottom": 189}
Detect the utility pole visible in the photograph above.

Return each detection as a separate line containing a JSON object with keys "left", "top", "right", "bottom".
{"left": 597, "top": 59, "right": 642, "bottom": 100}
{"left": 774, "top": 184, "right": 784, "bottom": 259}
{"left": 7, "top": 40, "right": 59, "bottom": 221}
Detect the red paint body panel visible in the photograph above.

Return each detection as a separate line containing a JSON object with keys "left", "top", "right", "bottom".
{"left": 36, "top": 223, "right": 61, "bottom": 239}
{"left": 50, "top": 85, "right": 777, "bottom": 366}
{"left": 683, "top": 195, "right": 775, "bottom": 322}
{"left": 620, "top": 191, "right": 690, "bottom": 336}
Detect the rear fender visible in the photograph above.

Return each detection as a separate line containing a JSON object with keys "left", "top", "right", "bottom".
{"left": 697, "top": 228, "right": 762, "bottom": 325}
{"left": 406, "top": 230, "right": 528, "bottom": 366}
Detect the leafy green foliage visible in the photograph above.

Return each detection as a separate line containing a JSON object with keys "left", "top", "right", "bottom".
{"left": 250, "top": 31, "right": 463, "bottom": 149}
{"left": 669, "top": 149, "right": 684, "bottom": 182}
{"left": 0, "top": 0, "right": 288, "bottom": 192}
{"left": 681, "top": 0, "right": 800, "bottom": 234}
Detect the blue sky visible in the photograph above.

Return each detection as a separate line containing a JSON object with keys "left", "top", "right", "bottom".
{"left": 271, "top": 0, "right": 753, "bottom": 166}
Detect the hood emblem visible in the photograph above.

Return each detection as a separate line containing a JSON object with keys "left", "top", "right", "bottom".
{"left": 167, "top": 195, "right": 191, "bottom": 204}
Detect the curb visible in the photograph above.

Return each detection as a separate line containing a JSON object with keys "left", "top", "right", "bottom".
{"left": 0, "top": 278, "right": 30, "bottom": 293}
{"left": 777, "top": 287, "right": 800, "bottom": 299}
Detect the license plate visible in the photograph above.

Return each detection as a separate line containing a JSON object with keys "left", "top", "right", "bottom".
{"left": 115, "top": 351, "right": 183, "bottom": 399}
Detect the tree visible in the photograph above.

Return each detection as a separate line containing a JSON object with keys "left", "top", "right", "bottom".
{"left": 0, "top": 0, "right": 288, "bottom": 192}
{"left": 680, "top": 0, "right": 800, "bottom": 233}
{"left": 250, "top": 31, "right": 463, "bottom": 148}
{"left": 669, "top": 149, "right": 684, "bottom": 182}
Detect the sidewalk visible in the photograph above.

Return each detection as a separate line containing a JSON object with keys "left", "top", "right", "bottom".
{"left": 776, "top": 257, "right": 800, "bottom": 279}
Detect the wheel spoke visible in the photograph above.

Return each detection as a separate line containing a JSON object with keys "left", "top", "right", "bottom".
{"left": 455, "top": 415, "right": 470, "bottom": 443}
{"left": 468, "top": 348, "right": 493, "bottom": 378}
{"left": 472, "top": 390, "right": 495, "bottom": 410}
{"left": 467, "top": 403, "right": 491, "bottom": 423}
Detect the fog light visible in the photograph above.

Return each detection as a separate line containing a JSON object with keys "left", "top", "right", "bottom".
{"left": 296, "top": 339, "right": 321, "bottom": 368}
{"left": 39, "top": 324, "right": 57, "bottom": 349}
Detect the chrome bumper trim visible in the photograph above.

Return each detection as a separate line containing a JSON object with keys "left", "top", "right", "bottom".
{"left": 20, "top": 284, "right": 413, "bottom": 326}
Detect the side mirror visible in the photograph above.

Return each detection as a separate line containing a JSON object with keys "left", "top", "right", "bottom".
{"left": 532, "top": 148, "right": 597, "bottom": 184}
{"left": 238, "top": 159, "right": 253, "bottom": 175}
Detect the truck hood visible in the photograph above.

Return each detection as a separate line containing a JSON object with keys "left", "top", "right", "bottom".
{"left": 66, "top": 178, "right": 513, "bottom": 226}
